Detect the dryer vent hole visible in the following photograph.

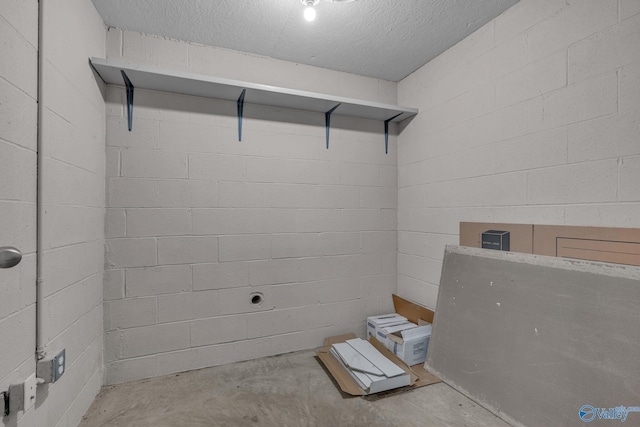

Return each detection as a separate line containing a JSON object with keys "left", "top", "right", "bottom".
{"left": 250, "top": 293, "right": 263, "bottom": 305}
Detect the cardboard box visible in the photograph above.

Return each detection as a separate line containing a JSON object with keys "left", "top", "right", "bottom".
{"left": 316, "top": 295, "right": 442, "bottom": 397}
{"left": 366, "top": 314, "right": 407, "bottom": 341}
{"left": 387, "top": 324, "right": 432, "bottom": 366}
{"left": 481, "top": 230, "right": 510, "bottom": 251}
{"left": 378, "top": 322, "right": 417, "bottom": 348}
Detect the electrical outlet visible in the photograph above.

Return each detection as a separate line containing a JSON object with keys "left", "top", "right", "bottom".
{"left": 36, "top": 349, "right": 66, "bottom": 384}
{"left": 23, "top": 374, "right": 36, "bottom": 412}
{"left": 53, "top": 349, "right": 65, "bottom": 382}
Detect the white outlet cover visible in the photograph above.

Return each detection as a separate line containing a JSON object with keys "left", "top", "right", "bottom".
{"left": 23, "top": 373, "right": 37, "bottom": 412}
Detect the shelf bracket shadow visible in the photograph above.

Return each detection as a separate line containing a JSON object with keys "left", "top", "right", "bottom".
{"left": 384, "top": 113, "right": 403, "bottom": 154}
{"left": 325, "top": 103, "right": 341, "bottom": 149}
{"left": 237, "top": 89, "right": 246, "bottom": 142}
{"left": 121, "top": 70, "right": 134, "bottom": 132}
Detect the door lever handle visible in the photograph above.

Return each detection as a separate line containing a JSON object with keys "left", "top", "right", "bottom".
{"left": 0, "top": 247, "right": 22, "bottom": 269}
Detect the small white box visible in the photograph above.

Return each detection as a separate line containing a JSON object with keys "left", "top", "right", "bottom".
{"left": 366, "top": 314, "right": 408, "bottom": 342}
{"left": 379, "top": 322, "right": 418, "bottom": 349}
{"left": 387, "top": 324, "right": 432, "bottom": 366}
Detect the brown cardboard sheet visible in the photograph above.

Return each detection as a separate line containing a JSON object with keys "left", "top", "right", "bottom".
{"left": 392, "top": 293, "right": 434, "bottom": 324}
{"left": 533, "top": 224, "right": 640, "bottom": 266}
{"left": 316, "top": 335, "right": 417, "bottom": 396}
{"left": 460, "top": 222, "right": 640, "bottom": 266}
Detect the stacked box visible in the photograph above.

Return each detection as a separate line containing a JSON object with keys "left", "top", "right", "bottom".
{"left": 366, "top": 314, "right": 407, "bottom": 341}
{"left": 387, "top": 324, "right": 432, "bottom": 366}
{"left": 378, "top": 322, "right": 417, "bottom": 348}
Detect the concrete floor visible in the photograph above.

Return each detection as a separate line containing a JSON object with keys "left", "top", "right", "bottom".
{"left": 80, "top": 350, "right": 511, "bottom": 427}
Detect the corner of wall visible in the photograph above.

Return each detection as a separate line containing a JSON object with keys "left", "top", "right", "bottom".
{"left": 395, "top": 0, "right": 640, "bottom": 308}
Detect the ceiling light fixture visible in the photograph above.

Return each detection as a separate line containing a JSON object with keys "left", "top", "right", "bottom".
{"left": 302, "top": 0, "right": 319, "bottom": 22}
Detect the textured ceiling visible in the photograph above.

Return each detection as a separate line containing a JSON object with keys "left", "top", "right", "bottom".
{"left": 91, "top": 0, "right": 520, "bottom": 82}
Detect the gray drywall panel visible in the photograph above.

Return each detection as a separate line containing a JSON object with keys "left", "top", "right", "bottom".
{"left": 427, "top": 246, "right": 640, "bottom": 427}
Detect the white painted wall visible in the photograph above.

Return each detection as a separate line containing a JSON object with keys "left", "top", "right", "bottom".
{"left": 0, "top": 0, "right": 106, "bottom": 426}
{"left": 0, "top": 2, "right": 38, "bottom": 426}
{"left": 105, "top": 29, "right": 398, "bottom": 105}
{"left": 36, "top": 0, "right": 106, "bottom": 424}
{"left": 5, "top": 0, "right": 637, "bottom": 415}
{"left": 103, "top": 30, "right": 398, "bottom": 384}
{"left": 397, "top": 0, "right": 640, "bottom": 309}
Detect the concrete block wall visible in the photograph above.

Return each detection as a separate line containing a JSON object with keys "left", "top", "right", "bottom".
{"left": 397, "top": 0, "right": 640, "bottom": 308}
{"left": 1, "top": 0, "right": 106, "bottom": 425}
{"left": 0, "top": 1, "right": 38, "bottom": 426}
{"left": 103, "top": 30, "right": 398, "bottom": 384}
{"left": 35, "top": 0, "right": 106, "bottom": 425}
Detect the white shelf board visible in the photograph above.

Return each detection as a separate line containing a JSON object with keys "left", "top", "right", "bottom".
{"left": 90, "top": 57, "right": 417, "bottom": 123}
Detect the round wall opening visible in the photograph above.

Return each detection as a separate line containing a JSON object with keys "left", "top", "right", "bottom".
{"left": 250, "top": 293, "right": 263, "bottom": 305}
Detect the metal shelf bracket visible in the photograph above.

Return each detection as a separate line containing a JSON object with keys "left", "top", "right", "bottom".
{"left": 325, "top": 103, "right": 341, "bottom": 149}
{"left": 237, "top": 89, "right": 246, "bottom": 142}
{"left": 121, "top": 70, "right": 134, "bottom": 131}
{"left": 384, "top": 113, "right": 403, "bottom": 154}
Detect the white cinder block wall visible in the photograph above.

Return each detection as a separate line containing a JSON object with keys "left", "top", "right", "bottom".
{"left": 5, "top": 0, "right": 638, "bottom": 418}
{"left": 397, "top": 0, "right": 640, "bottom": 309}
{"left": 0, "top": 0, "right": 106, "bottom": 426}
{"left": 103, "top": 30, "right": 399, "bottom": 384}
{"left": 0, "top": 2, "right": 38, "bottom": 426}
{"left": 38, "top": 0, "right": 106, "bottom": 425}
